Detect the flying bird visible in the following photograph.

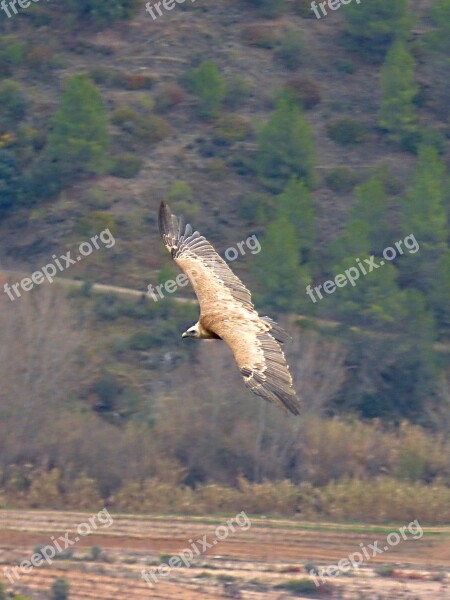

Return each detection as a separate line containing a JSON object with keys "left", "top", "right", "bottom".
{"left": 158, "top": 202, "right": 300, "bottom": 415}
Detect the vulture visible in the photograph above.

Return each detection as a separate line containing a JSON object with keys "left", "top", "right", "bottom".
{"left": 158, "top": 201, "right": 300, "bottom": 415}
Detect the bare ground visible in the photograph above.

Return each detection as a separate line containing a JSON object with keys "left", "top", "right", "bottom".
{"left": 1, "top": 510, "right": 450, "bottom": 599}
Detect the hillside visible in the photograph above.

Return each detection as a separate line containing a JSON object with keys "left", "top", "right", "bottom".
{"left": 0, "top": 0, "right": 450, "bottom": 521}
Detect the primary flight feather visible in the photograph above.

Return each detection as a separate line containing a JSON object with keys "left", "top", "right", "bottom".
{"left": 158, "top": 201, "right": 301, "bottom": 416}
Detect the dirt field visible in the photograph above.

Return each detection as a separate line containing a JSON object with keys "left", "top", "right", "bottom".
{"left": 1, "top": 510, "right": 449, "bottom": 599}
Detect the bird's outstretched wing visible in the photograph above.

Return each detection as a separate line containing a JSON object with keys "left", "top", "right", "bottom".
{"left": 226, "top": 316, "right": 300, "bottom": 415}
{"left": 158, "top": 201, "right": 300, "bottom": 415}
{"left": 159, "top": 201, "right": 254, "bottom": 312}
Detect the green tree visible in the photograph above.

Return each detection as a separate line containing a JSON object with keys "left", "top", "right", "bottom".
{"left": 342, "top": 0, "right": 414, "bottom": 62}
{"left": 327, "top": 219, "right": 371, "bottom": 271}
{"left": 328, "top": 254, "right": 406, "bottom": 329}
{"left": 426, "top": 0, "right": 450, "bottom": 122}
{"left": 185, "top": 61, "right": 225, "bottom": 119}
{"left": 46, "top": 74, "right": 110, "bottom": 180}
{"left": 428, "top": 0, "right": 450, "bottom": 55}
{"left": 253, "top": 215, "right": 310, "bottom": 313}
{"left": 256, "top": 99, "right": 315, "bottom": 191}
{"left": 343, "top": 290, "right": 437, "bottom": 421}
{"left": 379, "top": 41, "right": 418, "bottom": 149}
{"left": 276, "top": 178, "right": 315, "bottom": 261}
{"left": 67, "top": 0, "right": 139, "bottom": 26}
{"left": 399, "top": 146, "right": 448, "bottom": 325}
{"left": 401, "top": 146, "right": 447, "bottom": 248}
{"left": 350, "top": 175, "right": 395, "bottom": 252}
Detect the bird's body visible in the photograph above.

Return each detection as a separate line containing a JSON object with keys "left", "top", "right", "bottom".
{"left": 158, "top": 201, "right": 301, "bottom": 415}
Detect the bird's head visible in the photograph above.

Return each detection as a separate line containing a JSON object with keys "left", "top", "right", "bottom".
{"left": 182, "top": 323, "right": 201, "bottom": 339}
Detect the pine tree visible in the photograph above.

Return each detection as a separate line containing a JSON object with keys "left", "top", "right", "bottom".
{"left": 350, "top": 175, "right": 395, "bottom": 252}
{"left": 253, "top": 215, "right": 310, "bottom": 313}
{"left": 401, "top": 146, "right": 447, "bottom": 248}
{"left": 256, "top": 99, "right": 315, "bottom": 191}
{"left": 342, "top": 0, "right": 413, "bottom": 62}
{"left": 276, "top": 177, "right": 315, "bottom": 261}
{"left": 46, "top": 74, "right": 110, "bottom": 180}
{"left": 327, "top": 219, "right": 371, "bottom": 271}
{"left": 426, "top": 0, "right": 450, "bottom": 122}
{"left": 185, "top": 61, "right": 225, "bottom": 120}
{"left": 399, "top": 146, "right": 448, "bottom": 325}
{"left": 379, "top": 41, "right": 418, "bottom": 148}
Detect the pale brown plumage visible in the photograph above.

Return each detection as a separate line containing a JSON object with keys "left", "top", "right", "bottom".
{"left": 158, "top": 201, "right": 300, "bottom": 415}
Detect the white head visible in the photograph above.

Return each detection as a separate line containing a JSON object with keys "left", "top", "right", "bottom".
{"left": 182, "top": 322, "right": 201, "bottom": 339}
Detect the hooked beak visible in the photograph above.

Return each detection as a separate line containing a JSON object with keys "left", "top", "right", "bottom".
{"left": 181, "top": 331, "right": 188, "bottom": 338}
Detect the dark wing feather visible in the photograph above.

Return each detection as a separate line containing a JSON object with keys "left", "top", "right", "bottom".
{"left": 238, "top": 330, "right": 300, "bottom": 415}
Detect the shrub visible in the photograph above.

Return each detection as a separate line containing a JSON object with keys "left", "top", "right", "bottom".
{"left": 283, "top": 76, "right": 321, "bottom": 109}
{"left": 327, "top": 118, "right": 367, "bottom": 145}
{"left": 274, "top": 578, "right": 332, "bottom": 596}
{"left": 293, "top": 0, "right": 317, "bottom": 18}
{"left": 336, "top": 59, "right": 357, "bottom": 74}
{"left": 0, "top": 80, "right": 26, "bottom": 130}
{"left": 78, "top": 211, "right": 117, "bottom": 237}
{"left": 122, "top": 73, "right": 154, "bottom": 90}
{"left": 51, "top": 577, "right": 69, "bottom": 600}
{"left": 246, "top": 0, "right": 285, "bottom": 18}
{"left": 90, "top": 67, "right": 153, "bottom": 89}
{"left": 90, "top": 67, "right": 128, "bottom": 87}
{"left": 207, "top": 158, "right": 228, "bottom": 180}
{"left": 111, "top": 106, "right": 139, "bottom": 126}
{"left": 128, "top": 331, "right": 159, "bottom": 351}
{"left": 167, "top": 181, "right": 193, "bottom": 204}
{"left": 325, "top": 167, "right": 358, "bottom": 194}
{"left": 212, "top": 114, "right": 251, "bottom": 144}
{"left": 26, "top": 46, "right": 55, "bottom": 71}
{"left": 242, "top": 25, "right": 278, "bottom": 49}
{"left": 275, "top": 30, "right": 306, "bottom": 70}
{"left": 224, "top": 75, "right": 252, "bottom": 109}
{"left": 110, "top": 153, "right": 142, "bottom": 178}
{"left": 134, "top": 115, "right": 171, "bottom": 143}
{"left": 155, "top": 83, "right": 185, "bottom": 112}
{"left": 375, "top": 566, "right": 395, "bottom": 578}
{"left": 83, "top": 187, "right": 111, "bottom": 209}
{"left": 0, "top": 149, "right": 20, "bottom": 215}
{"left": 0, "top": 37, "right": 27, "bottom": 67}
{"left": 66, "top": 0, "right": 140, "bottom": 27}
{"left": 91, "top": 545, "right": 103, "bottom": 561}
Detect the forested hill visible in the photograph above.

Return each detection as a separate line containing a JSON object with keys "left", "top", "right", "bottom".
{"left": 0, "top": 0, "right": 449, "bottom": 429}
